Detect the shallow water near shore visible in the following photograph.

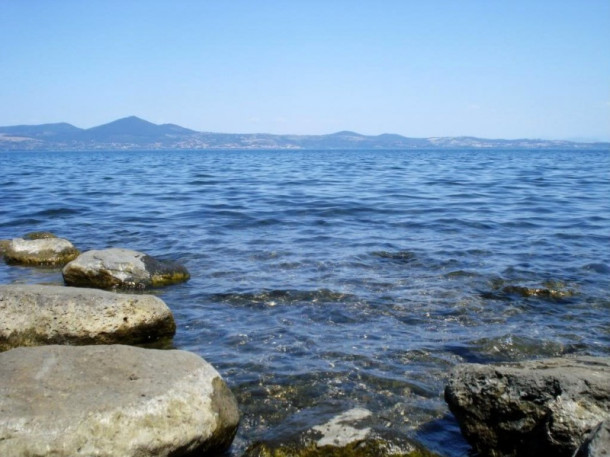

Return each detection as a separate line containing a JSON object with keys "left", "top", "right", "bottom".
{"left": 1, "top": 149, "right": 609, "bottom": 455}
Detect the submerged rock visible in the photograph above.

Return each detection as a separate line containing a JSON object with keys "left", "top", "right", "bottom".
{"left": 484, "top": 278, "right": 576, "bottom": 301}
{"left": 445, "top": 356, "right": 610, "bottom": 457}
{"left": 243, "top": 408, "right": 438, "bottom": 457}
{"left": 63, "top": 248, "right": 190, "bottom": 290}
{"left": 0, "top": 284, "right": 175, "bottom": 350}
{"left": 501, "top": 285, "right": 574, "bottom": 299}
{"left": 3, "top": 237, "right": 79, "bottom": 266}
{"left": 312, "top": 408, "right": 373, "bottom": 448}
{"left": 245, "top": 440, "right": 438, "bottom": 457}
{"left": 0, "top": 344, "right": 240, "bottom": 457}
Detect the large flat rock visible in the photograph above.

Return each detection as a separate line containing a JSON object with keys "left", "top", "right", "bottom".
{"left": 63, "top": 248, "right": 190, "bottom": 290}
{"left": 0, "top": 284, "right": 176, "bottom": 350}
{"left": 0, "top": 345, "right": 240, "bottom": 457}
{"left": 445, "top": 356, "right": 610, "bottom": 457}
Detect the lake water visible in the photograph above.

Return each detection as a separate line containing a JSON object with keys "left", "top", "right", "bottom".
{"left": 1, "top": 149, "right": 609, "bottom": 455}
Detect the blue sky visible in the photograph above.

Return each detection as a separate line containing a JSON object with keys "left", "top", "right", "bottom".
{"left": 1, "top": 1, "right": 609, "bottom": 141}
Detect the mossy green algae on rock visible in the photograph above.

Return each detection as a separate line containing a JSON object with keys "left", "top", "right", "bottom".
{"left": 23, "top": 231, "right": 58, "bottom": 240}
{"left": 245, "top": 439, "right": 440, "bottom": 457}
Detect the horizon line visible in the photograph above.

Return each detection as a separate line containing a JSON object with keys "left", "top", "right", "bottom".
{"left": 1, "top": 115, "right": 609, "bottom": 144}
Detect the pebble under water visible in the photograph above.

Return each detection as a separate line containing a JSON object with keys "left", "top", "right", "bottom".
{"left": 1, "top": 148, "right": 609, "bottom": 455}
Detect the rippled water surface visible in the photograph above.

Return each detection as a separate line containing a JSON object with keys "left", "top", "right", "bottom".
{"left": 1, "top": 149, "right": 609, "bottom": 455}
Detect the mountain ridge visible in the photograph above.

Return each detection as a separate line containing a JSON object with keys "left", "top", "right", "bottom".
{"left": 1, "top": 116, "right": 608, "bottom": 151}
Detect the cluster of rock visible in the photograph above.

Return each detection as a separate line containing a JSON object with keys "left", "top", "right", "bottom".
{"left": 1, "top": 233, "right": 190, "bottom": 289}
{"left": 0, "top": 232, "right": 239, "bottom": 457}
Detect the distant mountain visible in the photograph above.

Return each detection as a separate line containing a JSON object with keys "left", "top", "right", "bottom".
{"left": 81, "top": 116, "right": 196, "bottom": 142}
{"left": 1, "top": 116, "right": 608, "bottom": 151}
{"left": 0, "top": 122, "right": 81, "bottom": 139}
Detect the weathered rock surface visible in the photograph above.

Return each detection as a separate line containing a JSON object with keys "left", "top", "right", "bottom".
{"left": 63, "top": 248, "right": 190, "bottom": 289}
{"left": 574, "top": 420, "right": 610, "bottom": 457}
{"left": 3, "top": 237, "right": 79, "bottom": 266}
{"left": 0, "top": 284, "right": 175, "bottom": 350}
{"left": 0, "top": 344, "right": 240, "bottom": 457}
{"left": 445, "top": 357, "right": 610, "bottom": 457}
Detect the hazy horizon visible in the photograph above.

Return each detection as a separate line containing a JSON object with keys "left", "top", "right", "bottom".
{"left": 2, "top": 114, "right": 609, "bottom": 144}
{"left": 1, "top": 1, "right": 609, "bottom": 142}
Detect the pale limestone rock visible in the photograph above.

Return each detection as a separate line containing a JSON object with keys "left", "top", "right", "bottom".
{"left": 0, "top": 284, "right": 175, "bottom": 350}
{"left": 63, "top": 248, "right": 190, "bottom": 290}
{"left": 0, "top": 345, "right": 240, "bottom": 457}
{"left": 4, "top": 237, "right": 79, "bottom": 266}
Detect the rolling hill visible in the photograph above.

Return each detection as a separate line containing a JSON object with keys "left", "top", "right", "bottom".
{"left": 1, "top": 116, "right": 607, "bottom": 151}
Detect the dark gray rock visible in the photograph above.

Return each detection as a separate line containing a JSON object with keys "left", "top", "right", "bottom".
{"left": 4, "top": 237, "right": 79, "bottom": 266}
{"left": 63, "top": 248, "right": 190, "bottom": 290}
{"left": 445, "top": 357, "right": 610, "bottom": 457}
{"left": 0, "top": 284, "right": 175, "bottom": 350}
{"left": 575, "top": 421, "right": 610, "bottom": 457}
{"left": 0, "top": 344, "right": 240, "bottom": 456}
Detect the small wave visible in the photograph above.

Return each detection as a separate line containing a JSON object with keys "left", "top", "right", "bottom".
{"left": 31, "top": 207, "right": 81, "bottom": 217}
{"left": 187, "top": 179, "right": 221, "bottom": 186}
{"left": 582, "top": 263, "right": 610, "bottom": 274}
{"left": 0, "top": 217, "right": 42, "bottom": 228}
{"left": 371, "top": 250, "right": 417, "bottom": 263}
{"left": 251, "top": 217, "right": 284, "bottom": 227}
{"left": 445, "top": 270, "right": 479, "bottom": 279}
{"left": 447, "top": 334, "right": 573, "bottom": 363}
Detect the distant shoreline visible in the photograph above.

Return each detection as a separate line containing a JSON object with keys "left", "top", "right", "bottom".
{"left": 1, "top": 116, "right": 609, "bottom": 152}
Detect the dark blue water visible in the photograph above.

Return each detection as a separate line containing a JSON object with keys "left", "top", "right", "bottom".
{"left": 1, "top": 149, "right": 609, "bottom": 455}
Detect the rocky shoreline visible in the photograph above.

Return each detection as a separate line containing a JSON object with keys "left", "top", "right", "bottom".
{"left": 1, "top": 232, "right": 608, "bottom": 456}
{"left": 0, "top": 232, "right": 237, "bottom": 456}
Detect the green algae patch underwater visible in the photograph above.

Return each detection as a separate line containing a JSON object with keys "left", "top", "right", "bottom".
{"left": 244, "top": 439, "right": 441, "bottom": 457}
